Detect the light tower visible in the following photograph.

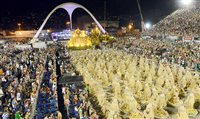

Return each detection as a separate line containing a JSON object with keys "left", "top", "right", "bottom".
{"left": 180, "top": 0, "right": 193, "bottom": 5}
{"left": 17, "top": 23, "right": 21, "bottom": 30}
{"left": 136, "top": 0, "right": 145, "bottom": 32}
{"left": 144, "top": 22, "right": 152, "bottom": 30}
{"left": 178, "top": 0, "right": 195, "bottom": 8}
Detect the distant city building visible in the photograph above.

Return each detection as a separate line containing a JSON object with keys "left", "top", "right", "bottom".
{"left": 1, "top": 30, "right": 50, "bottom": 41}
{"left": 51, "top": 30, "right": 71, "bottom": 41}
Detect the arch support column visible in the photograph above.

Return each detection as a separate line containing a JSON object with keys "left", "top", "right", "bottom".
{"left": 69, "top": 14, "right": 72, "bottom": 30}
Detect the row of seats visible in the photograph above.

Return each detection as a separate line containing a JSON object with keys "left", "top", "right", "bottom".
{"left": 35, "top": 59, "right": 58, "bottom": 118}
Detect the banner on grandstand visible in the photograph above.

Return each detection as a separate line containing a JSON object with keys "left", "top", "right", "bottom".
{"left": 183, "top": 36, "right": 194, "bottom": 42}
{"left": 166, "top": 36, "right": 179, "bottom": 41}
{"left": 15, "top": 44, "right": 32, "bottom": 50}
{"left": 32, "top": 42, "right": 47, "bottom": 49}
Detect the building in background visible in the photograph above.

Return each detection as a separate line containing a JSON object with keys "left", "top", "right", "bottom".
{"left": 0, "top": 30, "right": 51, "bottom": 42}
{"left": 51, "top": 30, "right": 72, "bottom": 41}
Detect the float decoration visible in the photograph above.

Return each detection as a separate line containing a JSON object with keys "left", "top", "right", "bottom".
{"left": 67, "top": 29, "right": 92, "bottom": 50}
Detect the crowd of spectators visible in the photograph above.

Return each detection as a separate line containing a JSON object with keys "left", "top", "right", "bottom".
{"left": 145, "top": 4, "right": 200, "bottom": 37}
{"left": 0, "top": 42, "right": 64, "bottom": 119}
{"left": 106, "top": 38, "right": 200, "bottom": 71}
{"left": 0, "top": 47, "right": 47, "bottom": 119}
{"left": 2, "top": 26, "right": 200, "bottom": 118}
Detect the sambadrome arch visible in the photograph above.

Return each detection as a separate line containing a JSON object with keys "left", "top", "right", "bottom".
{"left": 31, "top": 2, "right": 106, "bottom": 43}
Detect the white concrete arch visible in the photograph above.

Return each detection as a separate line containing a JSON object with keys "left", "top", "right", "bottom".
{"left": 32, "top": 2, "right": 106, "bottom": 42}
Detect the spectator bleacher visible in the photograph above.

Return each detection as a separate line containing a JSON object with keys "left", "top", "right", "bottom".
{"left": 146, "top": 4, "right": 200, "bottom": 37}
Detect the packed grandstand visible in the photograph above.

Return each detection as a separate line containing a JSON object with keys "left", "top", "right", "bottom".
{"left": 145, "top": 3, "right": 200, "bottom": 37}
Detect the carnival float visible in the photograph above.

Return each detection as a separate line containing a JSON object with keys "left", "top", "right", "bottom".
{"left": 67, "top": 28, "right": 115, "bottom": 50}
{"left": 67, "top": 29, "right": 92, "bottom": 50}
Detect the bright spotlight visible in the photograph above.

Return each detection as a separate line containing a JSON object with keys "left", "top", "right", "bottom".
{"left": 181, "top": 0, "right": 193, "bottom": 5}
{"left": 145, "top": 23, "right": 152, "bottom": 30}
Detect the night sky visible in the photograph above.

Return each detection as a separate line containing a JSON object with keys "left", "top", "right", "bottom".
{"left": 0, "top": 0, "right": 178, "bottom": 30}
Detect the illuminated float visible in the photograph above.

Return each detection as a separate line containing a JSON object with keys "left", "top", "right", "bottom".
{"left": 67, "top": 29, "right": 92, "bottom": 50}
{"left": 90, "top": 27, "right": 101, "bottom": 45}
{"left": 90, "top": 27, "right": 115, "bottom": 43}
{"left": 68, "top": 28, "right": 115, "bottom": 50}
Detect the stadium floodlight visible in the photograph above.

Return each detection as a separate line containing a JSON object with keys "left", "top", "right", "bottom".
{"left": 181, "top": 0, "right": 193, "bottom": 5}
{"left": 145, "top": 22, "right": 152, "bottom": 30}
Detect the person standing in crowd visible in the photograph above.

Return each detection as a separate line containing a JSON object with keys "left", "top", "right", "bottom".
{"left": 85, "top": 84, "right": 90, "bottom": 97}
{"left": 2, "top": 108, "right": 9, "bottom": 119}
{"left": 15, "top": 111, "right": 21, "bottom": 119}
{"left": 64, "top": 95, "right": 70, "bottom": 118}
{"left": 78, "top": 105, "right": 83, "bottom": 119}
{"left": 57, "top": 111, "right": 62, "bottom": 119}
{"left": 0, "top": 87, "right": 4, "bottom": 102}
{"left": 62, "top": 86, "right": 66, "bottom": 95}
{"left": 16, "top": 91, "right": 21, "bottom": 102}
